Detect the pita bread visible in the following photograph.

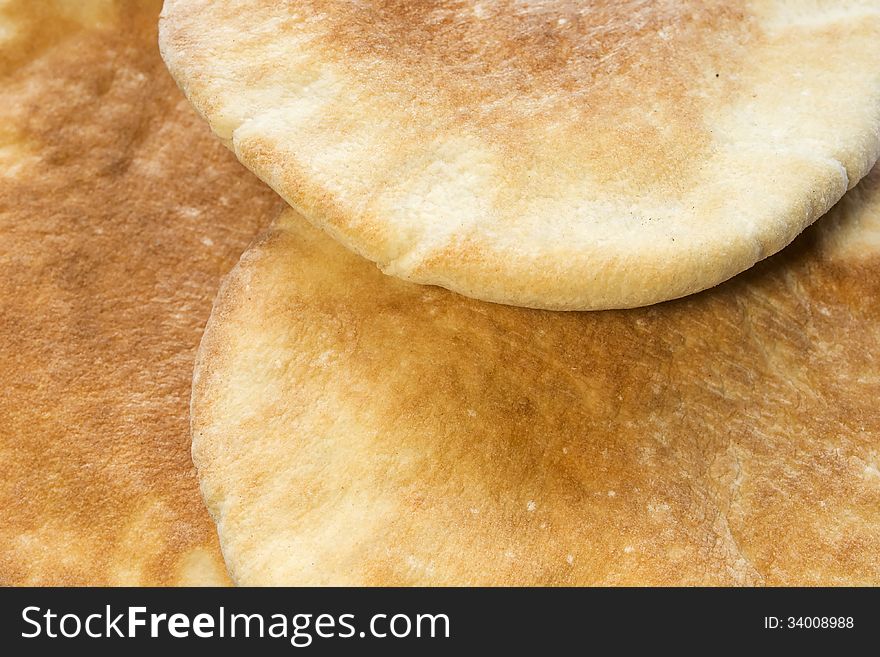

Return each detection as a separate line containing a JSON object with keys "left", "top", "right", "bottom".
{"left": 193, "top": 165, "right": 880, "bottom": 585}
{"left": 0, "top": 0, "right": 284, "bottom": 585}
{"left": 161, "top": 0, "right": 880, "bottom": 310}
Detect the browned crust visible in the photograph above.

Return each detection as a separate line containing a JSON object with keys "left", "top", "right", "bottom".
{"left": 161, "top": 0, "right": 880, "bottom": 309}
{"left": 194, "top": 167, "right": 880, "bottom": 585}
{"left": 0, "top": 0, "right": 284, "bottom": 585}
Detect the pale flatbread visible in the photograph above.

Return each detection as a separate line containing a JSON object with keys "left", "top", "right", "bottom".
{"left": 193, "top": 166, "right": 880, "bottom": 585}
{"left": 161, "top": 0, "right": 880, "bottom": 310}
{"left": 0, "top": 0, "right": 284, "bottom": 585}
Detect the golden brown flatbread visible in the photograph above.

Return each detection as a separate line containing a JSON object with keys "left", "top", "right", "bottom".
{"left": 0, "top": 0, "right": 284, "bottom": 585}
{"left": 161, "top": 0, "right": 880, "bottom": 310}
{"left": 193, "top": 168, "right": 880, "bottom": 585}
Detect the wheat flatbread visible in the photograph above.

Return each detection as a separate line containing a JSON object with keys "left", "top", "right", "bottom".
{"left": 0, "top": 0, "right": 284, "bottom": 584}
{"left": 161, "top": 0, "right": 880, "bottom": 309}
{"left": 193, "top": 166, "right": 880, "bottom": 585}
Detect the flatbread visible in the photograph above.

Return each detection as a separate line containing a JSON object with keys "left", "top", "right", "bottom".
{"left": 161, "top": 0, "right": 880, "bottom": 310}
{"left": 193, "top": 165, "right": 880, "bottom": 585}
{"left": 0, "top": 0, "right": 284, "bottom": 585}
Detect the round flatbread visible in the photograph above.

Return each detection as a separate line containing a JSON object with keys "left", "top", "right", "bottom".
{"left": 192, "top": 167, "right": 880, "bottom": 586}
{"left": 0, "top": 0, "right": 284, "bottom": 585}
{"left": 161, "top": 0, "right": 880, "bottom": 310}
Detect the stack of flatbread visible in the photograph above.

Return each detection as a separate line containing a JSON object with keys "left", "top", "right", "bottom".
{"left": 1, "top": 1, "right": 878, "bottom": 585}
